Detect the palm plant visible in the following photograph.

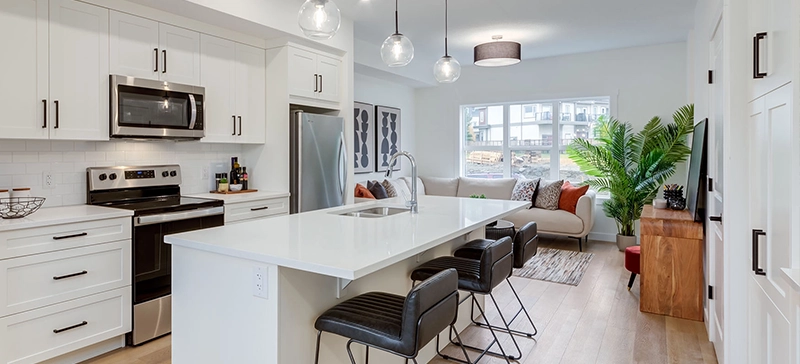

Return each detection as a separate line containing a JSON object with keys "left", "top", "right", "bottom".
{"left": 567, "top": 104, "right": 695, "bottom": 238}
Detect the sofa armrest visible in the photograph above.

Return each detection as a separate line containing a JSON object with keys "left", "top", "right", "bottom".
{"left": 575, "top": 190, "right": 597, "bottom": 237}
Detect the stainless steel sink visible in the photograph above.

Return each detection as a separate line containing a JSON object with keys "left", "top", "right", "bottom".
{"left": 337, "top": 206, "right": 409, "bottom": 218}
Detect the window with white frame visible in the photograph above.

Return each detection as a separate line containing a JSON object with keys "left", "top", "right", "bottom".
{"left": 462, "top": 97, "right": 611, "bottom": 183}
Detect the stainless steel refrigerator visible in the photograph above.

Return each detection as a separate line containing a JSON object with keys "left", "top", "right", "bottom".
{"left": 290, "top": 111, "right": 347, "bottom": 213}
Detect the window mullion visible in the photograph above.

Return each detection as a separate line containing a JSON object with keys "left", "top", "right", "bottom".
{"left": 551, "top": 101, "right": 560, "bottom": 181}
{"left": 503, "top": 104, "right": 511, "bottom": 178}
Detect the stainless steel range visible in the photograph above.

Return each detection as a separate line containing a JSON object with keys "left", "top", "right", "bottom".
{"left": 86, "top": 165, "right": 224, "bottom": 346}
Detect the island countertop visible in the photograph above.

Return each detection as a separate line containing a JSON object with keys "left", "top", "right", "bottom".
{"left": 165, "top": 195, "right": 529, "bottom": 280}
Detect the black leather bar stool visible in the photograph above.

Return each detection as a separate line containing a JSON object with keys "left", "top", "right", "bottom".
{"left": 313, "top": 269, "right": 471, "bottom": 364}
{"left": 453, "top": 222, "right": 540, "bottom": 340}
{"left": 410, "top": 237, "right": 517, "bottom": 363}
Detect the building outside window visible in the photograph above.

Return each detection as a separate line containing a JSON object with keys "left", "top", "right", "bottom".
{"left": 462, "top": 97, "right": 611, "bottom": 183}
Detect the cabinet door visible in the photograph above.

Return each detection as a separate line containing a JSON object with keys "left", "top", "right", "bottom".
{"left": 235, "top": 43, "right": 266, "bottom": 144}
{"left": 159, "top": 23, "right": 200, "bottom": 85}
{"left": 0, "top": 0, "right": 49, "bottom": 140}
{"left": 316, "top": 55, "right": 341, "bottom": 103}
{"left": 109, "top": 11, "right": 159, "bottom": 80}
{"left": 287, "top": 47, "right": 318, "bottom": 100}
{"left": 49, "top": 0, "right": 109, "bottom": 141}
{"left": 748, "top": 0, "right": 792, "bottom": 99}
{"left": 199, "top": 34, "right": 236, "bottom": 143}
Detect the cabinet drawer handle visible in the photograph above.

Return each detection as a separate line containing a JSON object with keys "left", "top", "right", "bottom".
{"left": 162, "top": 49, "right": 167, "bottom": 73}
{"left": 53, "top": 270, "right": 88, "bottom": 280}
{"left": 238, "top": 116, "right": 242, "bottom": 136}
{"left": 753, "top": 32, "right": 767, "bottom": 79}
{"left": 52, "top": 232, "right": 88, "bottom": 240}
{"left": 319, "top": 74, "right": 323, "bottom": 93}
{"left": 314, "top": 74, "right": 318, "bottom": 92}
{"left": 232, "top": 115, "right": 237, "bottom": 136}
{"left": 250, "top": 206, "right": 269, "bottom": 211}
{"left": 53, "top": 321, "right": 88, "bottom": 334}
{"left": 54, "top": 100, "right": 59, "bottom": 129}
{"left": 42, "top": 99, "right": 47, "bottom": 128}
{"left": 154, "top": 48, "right": 159, "bottom": 72}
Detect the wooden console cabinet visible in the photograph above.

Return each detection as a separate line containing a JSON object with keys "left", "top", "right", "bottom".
{"left": 639, "top": 205, "right": 704, "bottom": 321}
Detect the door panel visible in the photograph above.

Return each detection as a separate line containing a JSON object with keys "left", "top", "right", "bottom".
{"left": 199, "top": 34, "right": 236, "bottom": 143}
{"left": 49, "top": 0, "right": 109, "bottom": 141}
{"left": 0, "top": 0, "right": 48, "bottom": 139}
{"left": 235, "top": 43, "right": 266, "bottom": 144}
{"left": 288, "top": 47, "right": 318, "bottom": 100}
{"left": 317, "top": 55, "right": 340, "bottom": 103}
{"left": 109, "top": 11, "right": 159, "bottom": 80}
{"left": 749, "top": 277, "right": 791, "bottom": 363}
{"left": 159, "top": 24, "right": 200, "bottom": 85}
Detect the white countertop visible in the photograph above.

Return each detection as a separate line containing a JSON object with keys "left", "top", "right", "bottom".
{"left": 0, "top": 205, "right": 133, "bottom": 232}
{"left": 781, "top": 268, "right": 800, "bottom": 293}
{"left": 186, "top": 191, "right": 290, "bottom": 203}
{"left": 165, "top": 196, "right": 530, "bottom": 280}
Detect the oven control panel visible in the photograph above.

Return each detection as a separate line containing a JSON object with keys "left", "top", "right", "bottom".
{"left": 87, "top": 165, "right": 182, "bottom": 191}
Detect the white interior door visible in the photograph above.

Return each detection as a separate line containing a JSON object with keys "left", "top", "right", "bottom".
{"left": 159, "top": 23, "right": 200, "bottom": 85}
{"left": 235, "top": 43, "right": 266, "bottom": 144}
{"left": 109, "top": 11, "right": 159, "bottom": 80}
{"left": 199, "top": 34, "right": 236, "bottom": 143}
{"left": 0, "top": 0, "right": 48, "bottom": 140}
{"left": 48, "top": 0, "right": 109, "bottom": 141}
{"left": 747, "top": 83, "right": 793, "bottom": 364}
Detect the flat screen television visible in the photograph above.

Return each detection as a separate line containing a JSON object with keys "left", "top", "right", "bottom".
{"left": 686, "top": 119, "right": 708, "bottom": 222}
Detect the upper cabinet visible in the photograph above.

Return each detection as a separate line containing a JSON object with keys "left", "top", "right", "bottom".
{"left": 0, "top": 0, "right": 109, "bottom": 141}
{"left": 287, "top": 46, "right": 342, "bottom": 105}
{"left": 748, "top": 0, "right": 792, "bottom": 100}
{"left": 110, "top": 11, "right": 201, "bottom": 85}
{"left": 200, "top": 34, "right": 266, "bottom": 144}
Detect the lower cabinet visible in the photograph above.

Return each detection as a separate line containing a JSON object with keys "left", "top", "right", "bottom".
{"left": 225, "top": 197, "right": 289, "bottom": 224}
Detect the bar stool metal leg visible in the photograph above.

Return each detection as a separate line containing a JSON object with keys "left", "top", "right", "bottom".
{"left": 470, "top": 278, "right": 538, "bottom": 337}
{"left": 315, "top": 331, "right": 322, "bottom": 364}
{"left": 435, "top": 324, "right": 474, "bottom": 364}
{"left": 448, "top": 293, "right": 513, "bottom": 363}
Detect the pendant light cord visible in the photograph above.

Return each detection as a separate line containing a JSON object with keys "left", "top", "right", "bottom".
{"left": 395, "top": 0, "right": 399, "bottom": 35}
{"left": 444, "top": 0, "right": 449, "bottom": 56}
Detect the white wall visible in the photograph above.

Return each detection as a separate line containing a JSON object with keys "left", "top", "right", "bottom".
{"left": 353, "top": 72, "right": 417, "bottom": 184}
{"left": 414, "top": 42, "right": 689, "bottom": 240}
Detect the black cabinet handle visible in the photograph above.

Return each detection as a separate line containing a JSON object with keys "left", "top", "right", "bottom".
{"left": 753, "top": 32, "right": 767, "bottom": 79}
{"left": 154, "top": 48, "right": 159, "bottom": 72}
{"left": 162, "top": 49, "right": 167, "bottom": 73}
{"left": 232, "top": 115, "right": 236, "bottom": 136}
{"left": 319, "top": 74, "right": 323, "bottom": 93}
{"left": 251, "top": 206, "right": 269, "bottom": 211}
{"left": 53, "top": 321, "right": 88, "bottom": 334}
{"left": 53, "top": 270, "right": 88, "bottom": 280}
{"left": 752, "top": 229, "right": 767, "bottom": 276}
{"left": 54, "top": 100, "right": 59, "bottom": 129}
{"left": 42, "top": 99, "right": 47, "bottom": 128}
{"left": 238, "top": 116, "right": 242, "bottom": 136}
{"left": 52, "top": 232, "right": 87, "bottom": 240}
{"left": 709, "top": 215, "right": 722, "bottom": 223}
{"left": 314, "top": 74, "right": 318, "bottom": 92}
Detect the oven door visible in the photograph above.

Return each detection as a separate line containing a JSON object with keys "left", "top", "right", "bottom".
{"left": 111, "top": 75, "right": 205, "bottom": 139}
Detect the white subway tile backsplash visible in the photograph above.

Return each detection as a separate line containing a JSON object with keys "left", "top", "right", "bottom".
{"left": 62, "top": 152, "right": 86, "bottom": 162}
{"left": 73, "top": 141, "right": 96, "bottom": 151}
{"left": 85, "top": 151, "right": 106, "bottom": 161}
{"left": 0, "top": 164, "right": 25, "bottom": 175}
{"left": 38, "top": 152, "right": 64, "bottom": 163}
{"left": 26, "top": 140, "right": 51, "bottom": 152}
{"left": 95, "top": 142, "right": 116, "bottom": 152}
{"left": 12, "top": 152, "right": 38, "bottom": 163}
{"left": 12, "top": 174, "right": 41, "bottom": 187}
{"left": 51, "top": 162, "right": 75, "bottom": 173}
{"left": 0, "top": 153, "right": 11, "bottom": 163}
{"left": 0, "top": 175, "right": 11, "bottom": 187}
{"left": 105, "top": 151, "right": 125, "bottom": 161}
{"left": 50, "top": 141, "right": 75, "bottom": 152}
{"left": 26, "top": 163, "right": 50, "bottom": 174}
{"left": 0, "top": 140, "right": 26, "bottom": 152}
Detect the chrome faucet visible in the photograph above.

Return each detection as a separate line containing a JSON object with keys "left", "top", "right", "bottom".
{"left": 385, "top": 151, "right": 418, "bottom": 213}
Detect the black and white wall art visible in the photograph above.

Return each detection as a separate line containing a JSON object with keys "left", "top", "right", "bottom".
{"left": 376, "top": 105, "right": 401, "bottom": 172}
{"left": 354, "top": 102, "right": 374, "bottom": 174}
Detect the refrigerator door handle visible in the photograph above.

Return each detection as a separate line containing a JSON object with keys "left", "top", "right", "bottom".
{"left": 338, "top": 132, "right": 347, "bottom": 203}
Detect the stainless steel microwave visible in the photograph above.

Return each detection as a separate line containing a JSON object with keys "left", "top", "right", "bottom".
{"left": 110, "top": 75, "right": 205, "bottom": 140}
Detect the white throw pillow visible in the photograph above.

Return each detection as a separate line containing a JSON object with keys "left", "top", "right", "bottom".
{"left": 420, "top": 177, "right": 460, "bottom": 196}
{"left": 399, "top": 177, "right": 426, "bottom": 195}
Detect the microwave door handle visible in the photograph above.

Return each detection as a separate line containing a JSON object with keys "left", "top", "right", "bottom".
{"left": 188, "top": 94, "right": 197, "bottom": 129}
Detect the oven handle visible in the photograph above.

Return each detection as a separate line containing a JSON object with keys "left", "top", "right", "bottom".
{"left": 135, "top": 206, "right": 224, "bottom": 226}
{"left": 188, "top": 94, "right": 197, "bottom": 130}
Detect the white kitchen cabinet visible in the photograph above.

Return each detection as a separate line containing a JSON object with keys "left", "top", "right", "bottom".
{"left": 748, "top": 0, "right": 792, "bottom": 100}
{"left": 224, "top": 197, "right": 288, "bottom": 224}
{"left": 110, "top": 11, "right": 200, "bottom": 85}
{"left": 200, "top": 34, "right": 266, "bottom": 144}
{"left": 287, "top": 46, "right": 342, "bottom": 105}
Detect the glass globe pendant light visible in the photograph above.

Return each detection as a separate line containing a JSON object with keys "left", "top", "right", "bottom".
{"left": 298, "top": 0, "right": 341, "bottom": 40}
{"left": 433, "top": 0, "right": 460, "bottom": 83}
{"left": 380, "top": 0, "right": 414, "bottom": 67}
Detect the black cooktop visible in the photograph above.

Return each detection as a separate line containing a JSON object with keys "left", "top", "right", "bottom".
{"left": 94, "top": 195, "right": 223, "bottom": 216}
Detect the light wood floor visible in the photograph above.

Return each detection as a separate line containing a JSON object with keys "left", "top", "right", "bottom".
{"left": 82, "top": 237, "right": 717, "bottom": 364}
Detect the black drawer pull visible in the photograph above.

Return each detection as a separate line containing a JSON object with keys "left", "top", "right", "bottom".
{"left": 250, "top": 206, "right": 269, "bottom": 211}
{"left": 753, "top": 32, "right": 767, "bottom": 79}
{"left": 53, "top": 270, "right": 88, "bottom": 280}
{"left": 52, "top": 232, "right": 88, "bottom": 240}
{"left": 752, "top": 229, "right": 767, "bottom": 276}
{"left": 53, "top": 321, "right": 87, "bottom": 334}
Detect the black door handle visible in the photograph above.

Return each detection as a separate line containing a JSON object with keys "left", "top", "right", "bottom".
{"left": 754, "top": 32, "right": 767, "bottom": 79}
{"left": 232, "top": 115, "right": 236, "bottom": 136}
{"left": 42, "top": 99, "right": 47, "bottom": 128}
{"left": 154, "top": 48, "right": 159, "bottom": 72}
{"left": 319, "top": 74, "right": 323, "bottom": 93}
{"left": 250, "top": 206, "right": 269, "bottom": 211}
{"left": 709, "top": 215, "right": 722, "bottom": 223}
{"left": 238, "top": 116, "right": 242, "bottom": 136}
{"left": 54, "top": 100, "right": 59, "bottom": 129}
{"left": 162, "top": 49, "right": 167, "bottom": 73}
{"left": 752, "top": 229, "right": 767, "bottom": 276}
{"left": 53, "top": 270, "right": 88, "bottom": 280}
{"left": 53, "top": 321, "right": 88, "bottom": 334}
{"left": 314, "top": 74, "right": 318, "bottom": 92}
{"left": 52, "top": 232, "right": 87, "bottom": 240}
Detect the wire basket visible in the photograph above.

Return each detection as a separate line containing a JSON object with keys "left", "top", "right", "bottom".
{"left": 0, "top": 197, "right": 46, "bottom": 219}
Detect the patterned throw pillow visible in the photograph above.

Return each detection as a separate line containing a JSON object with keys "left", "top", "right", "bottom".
{"left": 381, "top": 180, "right": 398, "bottom": 197}
{"left": 367, "top": 181, "right": 389, "bottom": 199}
{"left": 381, "top": 179, "right": 412, "bottom": 199}
{"left": 511, "top": 178, "right": 539, "bottom": 206}
{"left": 534, "top": 180, "right": 564, "bottom": 210}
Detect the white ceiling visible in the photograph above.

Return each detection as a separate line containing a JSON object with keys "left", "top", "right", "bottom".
{"left": 339, "top": 0, "right": 697, "bottom": 84}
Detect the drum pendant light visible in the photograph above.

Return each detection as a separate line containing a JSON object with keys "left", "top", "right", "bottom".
{"left": 474, "top": 35, "right": 521, "bottom": 67}
{"left": 433, "top": 0, "right": 461, "bottom": 83}
{"left": 298, "top": 0, "right": 341, "bottom": 40}
{"left": 380, "top": 0, "right": 414, "bottom": 67}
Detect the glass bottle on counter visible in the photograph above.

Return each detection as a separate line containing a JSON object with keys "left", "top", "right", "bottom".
{"left": 241, "top": 167, "right": 248, "bottom": 190}
{"left": 230, "top": 157, "right": 240, "bottom": 185}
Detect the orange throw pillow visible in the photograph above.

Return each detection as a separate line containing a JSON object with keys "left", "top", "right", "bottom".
{"left": 355, "top": 184, "right": 376, "bottom": 199}
{"left": 559, "top": 181, "right": 589, "bottom": 214}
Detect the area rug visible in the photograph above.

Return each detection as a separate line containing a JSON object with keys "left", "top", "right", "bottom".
{"left": 513, "top": 247, "right": 594, "bottom": 286}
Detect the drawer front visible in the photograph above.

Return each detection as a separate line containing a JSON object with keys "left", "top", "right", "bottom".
{"left": 225, "top": 197, "right": 289, "bottom": 224}
{"left": 0, "top": 241, "right": 131, "bottom": 317}
{"left": 0, "top": 288, "right": 131, "bottom": 364}
{"left": 0, "top": 218, "right": 131, "bottom": 260}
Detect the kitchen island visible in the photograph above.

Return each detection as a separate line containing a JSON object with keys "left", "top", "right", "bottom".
{"left": 164, "top": 195, "right": 530, "bottom": 364}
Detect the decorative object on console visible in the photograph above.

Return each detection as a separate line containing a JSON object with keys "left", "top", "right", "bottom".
{"left": 534, "top": 179, "right": 564, "bottom": 210}
{"left": 559, "top": 181, "right": 590, "bottom": 214}
{"left": 433, "top": 0, "right": 460, "bottom": 83}
{"left": 0, "top": 197, "right": 46, "bottom": 219}
{"left": 297, "top": 0, "right": 341, "bottom": 40}
{"left": 380, "top": 0, "right": 414, "bottom": 67}
{"left": 354, "top": 102, "right": 375, "bottom": 173}
{"left": 474, "top": 35, "right": 521, "bottom": 67}
{"left": 664, "top": 184, "right": 686, "bottom": 210}
{"left": 375, "top": 105, "right": 402, "bottom": 172}
{"left": 567, "top": 105, "right": 695, "bottom": 251}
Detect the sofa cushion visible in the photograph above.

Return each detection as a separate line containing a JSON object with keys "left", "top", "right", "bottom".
{"left": 534, "top": 180, "right": 564, "bottom": 210}
{"left": 456, "top": 178, "right": 517, "bottom": 200}
{"left": 381, "top": 179, "right": 411, "bottom": 199}
{"left": 511, "top": 178, "right": 539, "bottom": 204}
{"left": 354, "top": 184, "right": 376, "bottom": 199}
{"left": 505, "top": 208, "right": 584, "bottom": 235}
{"left": 399, "top": 177, "right": 426, "bottom": 196}
{"left": 420, "top": 177, "right": 460, "bottom": 197}
{"left": 367, "top": 181, "right": 389, "bottom": 199}
{"left": 559, "top": 181, "right": 590, "bottom": 214}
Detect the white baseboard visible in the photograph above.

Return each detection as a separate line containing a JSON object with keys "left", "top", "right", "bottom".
{"left": 588, "top": 232, "right": 616, "bottom": 242}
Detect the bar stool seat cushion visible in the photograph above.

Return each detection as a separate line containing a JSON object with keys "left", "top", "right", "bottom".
{"left": 315, "top": 292, "right": 406, "bottom": 352}
{"left": 411, "top": 257, "right": 485, "bottom": 292}
{"left": 624, "top": 245, "right": 641, "bottom": 275}
{"left": 455, "top": 222, "right": 540, "bottom": 269}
